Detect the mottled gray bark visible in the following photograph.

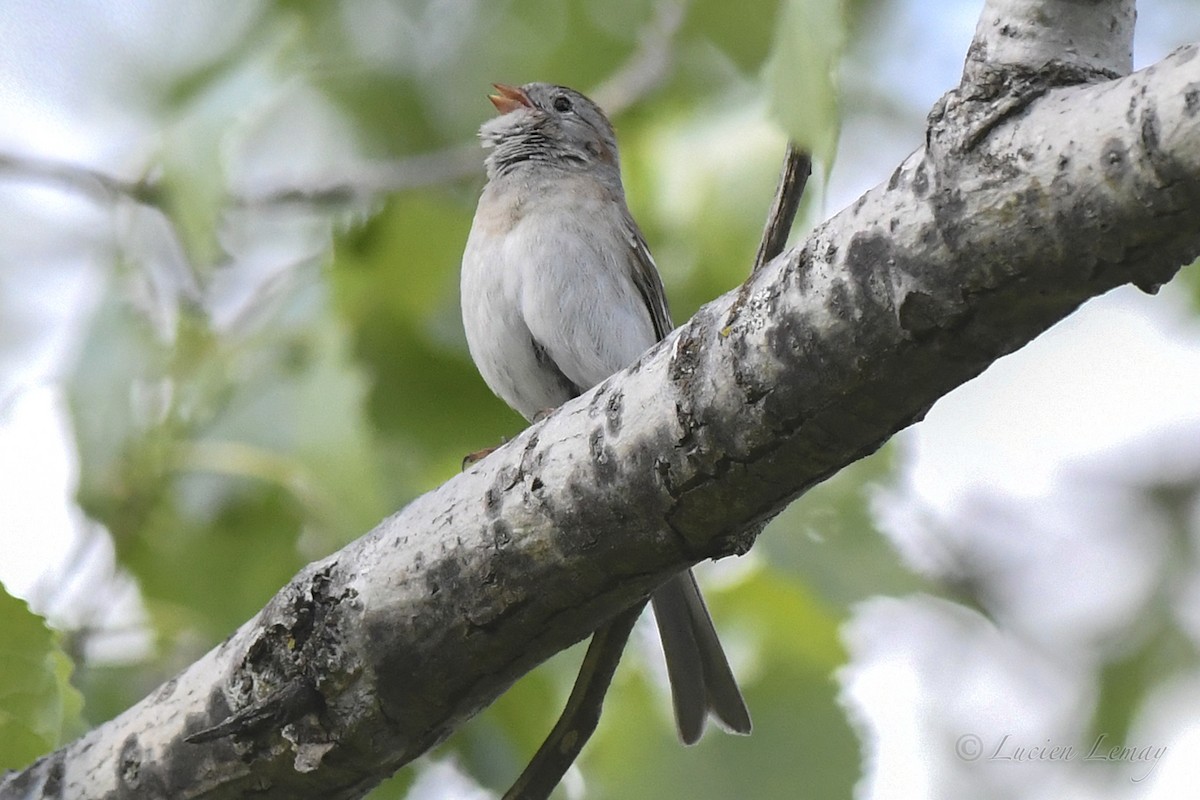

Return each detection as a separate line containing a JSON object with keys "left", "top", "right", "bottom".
{"left": 7, "top": 1, "right": 1200, "bottom": 798}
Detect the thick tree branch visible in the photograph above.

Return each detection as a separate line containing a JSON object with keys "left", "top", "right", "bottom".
{"left": 966, "top": 0, "right": 1134, "bottom": 82}
{"left": 7, "top": 9, "right": 1200, "bottom": 800}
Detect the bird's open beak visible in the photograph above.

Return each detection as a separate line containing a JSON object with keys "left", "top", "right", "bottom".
{"left": 489, "top": 83, "right": 532, "bottom": 115}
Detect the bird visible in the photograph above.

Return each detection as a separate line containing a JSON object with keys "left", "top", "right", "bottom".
{"left": 459, "top": 81, "right": 751, "bottom": 744}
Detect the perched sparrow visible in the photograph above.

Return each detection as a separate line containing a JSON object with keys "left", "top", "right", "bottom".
{"left": 460, "top": 82, "right": 751, "bottom": 744}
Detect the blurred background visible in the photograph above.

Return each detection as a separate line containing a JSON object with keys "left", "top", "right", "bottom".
{"left": 3, "top": 0, "right": 1200, "bottom": 798}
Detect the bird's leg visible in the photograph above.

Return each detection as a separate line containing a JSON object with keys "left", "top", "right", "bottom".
{"left": 461, "top": 438, "right": 508, "bottom": 470}
{"left": 461, "top": 448, "right": 496, "bottom": 469}
{"left": 461, "top": 408, "right": 554, "bottom": 471}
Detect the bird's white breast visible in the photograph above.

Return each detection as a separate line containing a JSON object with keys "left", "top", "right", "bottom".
{"left": 460, "top": 175, "right": 657, "bottom": 420}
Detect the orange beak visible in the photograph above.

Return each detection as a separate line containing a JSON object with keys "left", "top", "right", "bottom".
{"left": 489, "top": 83, "right": 532, "bottom": 115}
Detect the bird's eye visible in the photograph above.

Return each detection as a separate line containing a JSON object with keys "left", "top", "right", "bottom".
{"left": 553, "top": 95, "right": 572, "bottom": 113}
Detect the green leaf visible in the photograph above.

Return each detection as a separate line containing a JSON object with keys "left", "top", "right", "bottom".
{"left": 0, "top": 585, "right": 84, "bottom": 770}
{"left": 203, "top": 287, "right": 389, "bottom": 542}
{"left": 684, "top": 0, "right": 782, "bottom": 72}
{"left": 760, "top": 444, "right": 925, "bottom": 608}
{"left": 68, "top": 269, "right": 180, "bottom": 542}
{"left": 361, "top": 764, "right": 417, "bottom": 800}
{"left": 763, "top": 0, "right": 845, "bottom": 165}
{"left": 69, "top": 261, "right": 386, "bottom": 641}
{"left": 1180, "top": 257, "right": 1200, "bottom": 313}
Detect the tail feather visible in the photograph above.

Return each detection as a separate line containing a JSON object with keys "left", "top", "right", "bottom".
{"left": 651, "top": 571, "right": 752, "bottom": 744}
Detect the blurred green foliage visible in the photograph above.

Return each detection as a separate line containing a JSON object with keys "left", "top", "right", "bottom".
{"left": 0, "top": 586, "right": 84, "bottom": 771}
{"left": 765, "top": 0, "right": 844, "bottom": 164}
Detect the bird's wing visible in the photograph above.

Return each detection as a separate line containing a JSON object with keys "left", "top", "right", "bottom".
{"left": 623, "top": 210, "right": 675, "bottom": 342}
{"left": 518, "top": 196, "right": 668, "bottom": 391}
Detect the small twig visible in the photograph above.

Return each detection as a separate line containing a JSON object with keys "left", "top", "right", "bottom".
{"left": 231, "top": 144, "right": 483, "bottom": 208}
{"left": 0, "top": 144, "right": 482, "bottom": 212}
{"left": 0, "top": 153, "right": 160, "bottom": 206}
{"left": 503, "top": 601, "right": 647, "bottom": 800}
{"left": 185, "top": 680, "right": 322, "bottom": 744}
{"left": 752, "top": 143, "right": 812, "bottom": 274}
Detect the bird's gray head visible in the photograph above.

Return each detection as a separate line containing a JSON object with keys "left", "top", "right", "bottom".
{"left": 479, "top": 83, "right": 621, "bottom": 181}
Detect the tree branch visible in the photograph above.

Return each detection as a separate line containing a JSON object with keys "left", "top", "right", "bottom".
{"left": 964, "top": 0, "right": 1134, "bottom": 83}
{"left": 501, "top": 602, "right": 646, "bottom": 800}
{"left": 8, "top": 5, "right": 1200, "bottom": 800}
{"left": 752, "top": 143, "right": 812, "bottom": 274}
{"left": 590, "top": 0, "right": 685, "bottom": 116}
{"left": 0, "top": 153, "right": 160, "bottom": 207}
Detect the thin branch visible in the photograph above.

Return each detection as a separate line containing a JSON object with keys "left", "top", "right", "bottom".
{"left": 0, "top": 153, "right": 160, "bottom": 206}
{"left": 752, "top": 143, "right": 811, "bottom": 274}
{"left": 0, "top": 144, "right": 480, "bottom": 211}
{"left": 231, "top": 144, "right": 482, "bottom": 209}
{"left": 0, "top": 1, "right": 685, "bottom": 214}
{"left": 502, "top": 603, "right": 646, "bottom": 800}
{"left": 243, "top": 0, "right": 686, "bottom": 208}
{"left": 185, "top": 681, "right": 323, "bottom": 744}
{"left": 590, "top": 0, "right": 684, "bottom": 116}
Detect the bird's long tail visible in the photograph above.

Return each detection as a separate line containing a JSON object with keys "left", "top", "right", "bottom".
{"left": 651, "top": 570, "right": 752, "bottom": 744}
